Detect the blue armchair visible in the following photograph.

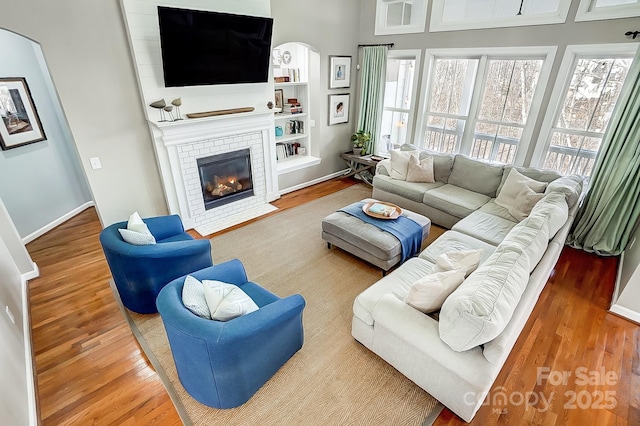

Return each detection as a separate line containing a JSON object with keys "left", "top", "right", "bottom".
{"left": 156, "top": 259, "right": 306, "bottom": 409}
{"left": 100, "top": 214, "right": 213, "bottom": 314}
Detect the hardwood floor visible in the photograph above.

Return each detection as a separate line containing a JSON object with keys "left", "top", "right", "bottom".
{"left": 26, "top": 177, "right": 639, "bottom": 425}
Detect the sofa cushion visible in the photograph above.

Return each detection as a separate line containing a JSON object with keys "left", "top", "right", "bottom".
{"left": 419, "top": 230, "right": 497, "bottom": 264}
{"left": 529, "top": 192, "right": 569, "bottom": 238}
{"left": 447, "top": 155, "right": 504, "bottom": 197}
{"left": 353, "top": 257, "right": 435, "bottom": 326}
{"left": 400, "top": 144, "right": 454, "bottom": 183}
{"left": 433, "top": 249, "right": 484, "bottom": 277}
{"left": 406, "top": 154, "right": 435, "bottom": 183}
{"left": 118, "top": 211, "right": 156, "bottom": 245}
{"left": 545, "top": 175, "right": 583, "bottom": 208}
{"left": 182, "top": 275, "right": 211, "bottom": 319}
{"left": 478, "top": 200, "right": 517, "bottom": 222}
{"left": 372, "top": 174, "right": 444, "bottom": 204}
{"left": 439, "top": 247, "right": 531, "bottom": 352}
{"left": 404, "top": 270, "right": 466, "bottom": 314}
{"left": 496, "top": 165, "right": 561, "bottom": 195}
{"left": 452, "top": 211, "right": 518, "bottom": 246}
{"left": 495, "top": 168, "right": 547, "bottom": 215}
{"left": 499, "top": 214, "right": 550, "bottom": 272}
{"left": 389, "top": 149, "right": 421, "bottom": 180}
{"left": 422, "top": 184, "right": 491, "bottom": 219}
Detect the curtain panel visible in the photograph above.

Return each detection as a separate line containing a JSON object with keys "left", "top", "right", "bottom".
{"left": 356, "top": 46, "right": 388, "bottom": 155}
{"left": 567, "top": 47, "right": 640, "bottom": 256}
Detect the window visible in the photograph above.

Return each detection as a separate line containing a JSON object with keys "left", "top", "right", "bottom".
{"left": 533, "top": 44, "right": 637, "bottom": 177}
{"left": 430, "top": 0, "right": 572, "bottom": 32}
{"left": 417, "top": 47, "right": 555, "bottom": 164}
{"left": 378, "top": 50, "right": 421, "bottom": 155}
{"left": 575, "top": 0, "right": 640, "bottom": 22}
{"left": 375, "top": 0, "right": 428, "bottom": 35}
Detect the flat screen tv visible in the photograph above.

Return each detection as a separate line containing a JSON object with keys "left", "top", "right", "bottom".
{"left": 157, "top": 6, "right": 274, "bottom": 87}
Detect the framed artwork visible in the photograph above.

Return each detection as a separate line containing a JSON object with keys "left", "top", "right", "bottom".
{"left": 0, "top": 77, "right": 46, "bottom": 150}
{"left": 328, "top": 94, "right": 349, "bottom": 125}
{"left": 274, "top": 89, "right": 284, "bottom": 112}
{"left": 329, "top": 55, "right": 352, "bottom": 89}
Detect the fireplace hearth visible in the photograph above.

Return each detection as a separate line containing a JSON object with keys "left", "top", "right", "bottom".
{"left": 197, "top": 149, "right": 254, "bottom": 210}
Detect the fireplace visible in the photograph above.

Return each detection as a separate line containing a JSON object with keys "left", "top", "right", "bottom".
{"left": 197, "top": 149, "right": 254, "bottom": 210}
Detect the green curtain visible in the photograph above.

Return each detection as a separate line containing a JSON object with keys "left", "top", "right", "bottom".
{"left": 356, "top": 46, "right": 388, "bottom": 155}
{"left": 566, "top": 48, "right": 640, "bottom": 256}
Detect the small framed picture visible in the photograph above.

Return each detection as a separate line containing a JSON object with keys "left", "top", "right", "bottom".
{"left": 274, "top": 89, "right": 284, "bottom": 112}
{"left": 328, "top": 94, "right": 349, "bottom": 125}
{"left": 329, "top": 56, "right": 352, "bottom": 89}
{"left": 0, "top": 77, "right": 46, "bottom": 150}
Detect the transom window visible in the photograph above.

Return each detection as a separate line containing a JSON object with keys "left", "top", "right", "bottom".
{"left": 418, "top": 48, "right": 554, "bottom": 164}
{"left": 533, "top": 45, "right": 636, "bottom": 177}
{"left": 375, "top": 0, "right": 428, "bottom": 35}
{"left": 378, "top": 51, "right": 420, "bottom": 155}
{"left": 575, "top": 0, "right": 640, "bottom": 21}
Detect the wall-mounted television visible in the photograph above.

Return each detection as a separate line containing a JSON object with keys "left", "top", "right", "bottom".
{"left": 157, "top": 6, "right": 274, "bottom": 87}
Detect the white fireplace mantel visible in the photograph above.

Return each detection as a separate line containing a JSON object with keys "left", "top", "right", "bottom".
{"left": 149, "top": 110, "right": 279, "bottom": 234}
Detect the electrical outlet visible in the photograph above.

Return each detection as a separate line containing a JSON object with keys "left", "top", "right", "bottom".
{"left": 5, "top": 306, "right": 15, "bottom": 324}
{"left": 309, "top": 119, "right": 316, "bottom": 128}
{"left": 89, "top": 157, "right": 102, "bottom": 170}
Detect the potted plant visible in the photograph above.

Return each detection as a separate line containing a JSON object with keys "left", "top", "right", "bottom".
{"left": 350, "top": 130, "right": 371, "bottom": 155}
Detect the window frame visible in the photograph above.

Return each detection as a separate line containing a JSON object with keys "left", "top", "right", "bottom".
{"left": 416, "top": 46, "right": 557, "bottom": 165}
{"left": 575, "top": 0, "right": 640, "bottom": 22}
{"left": 531, "top": 43, "right": 639, "bottom": 174}
{"left": 378, "top": 49, "right": 422, "bottom": 153}
{"left": 429, "top": 0, "right": 572, "bottom": 32}
{"left": 375, "top": 0, "right": 428, "bottom": 35}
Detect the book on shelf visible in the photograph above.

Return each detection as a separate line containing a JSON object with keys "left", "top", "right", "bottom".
{"left": 285, "top": 120, "right": 304, "bottom": 135}
{"left": 275, "top": 142, "right": 303, "bottom": 160}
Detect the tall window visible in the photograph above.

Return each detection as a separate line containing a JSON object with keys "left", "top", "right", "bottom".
{"left": 378, "top": 51, "right": 420, "bottom": 154}
{"left": 534, "top": 45, "right": 636, "bottom": 176}
{"left": 418, "top": 48, "right": 554, "bottom": 164}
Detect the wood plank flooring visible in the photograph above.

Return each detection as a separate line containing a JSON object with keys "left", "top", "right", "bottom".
{"left": 26, "top": 177, "right": 639, "bottom": 425}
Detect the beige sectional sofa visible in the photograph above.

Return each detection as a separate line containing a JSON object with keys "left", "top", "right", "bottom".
{"left": 352, "top": 146, "right": 584, "bottom": 421}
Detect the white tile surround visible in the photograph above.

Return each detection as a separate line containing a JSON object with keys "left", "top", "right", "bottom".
{"left": 149, "top": 111, "right": 279, "bottom": 236}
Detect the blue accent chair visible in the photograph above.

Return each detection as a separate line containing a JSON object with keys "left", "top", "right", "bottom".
{"left": 156, "top": 259, "right": 306, "bottom": 409}
{"left": 100, "top": 214, "right": 213, "bottom": 314}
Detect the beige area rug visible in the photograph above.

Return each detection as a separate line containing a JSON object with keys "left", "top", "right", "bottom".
{"left": 122, "top": 184, "right": 445, "bottom": 426}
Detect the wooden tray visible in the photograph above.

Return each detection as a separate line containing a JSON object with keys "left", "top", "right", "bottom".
{"left": 362, "top": 201, "right": 403, "bottom": 220}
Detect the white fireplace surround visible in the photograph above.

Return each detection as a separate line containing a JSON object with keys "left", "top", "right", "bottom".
{"left": 149, "top": 111, "right": 279, "bottom": 236}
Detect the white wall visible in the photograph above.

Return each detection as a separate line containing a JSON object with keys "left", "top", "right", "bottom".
{"left": 0, "top": 30, "right": 92, "bottom": 238}
{"left": 0, "top": 197, "right": 37, "bottom": 425}
{"left": 612, "top": 225, "right": 640, "bottom": 323}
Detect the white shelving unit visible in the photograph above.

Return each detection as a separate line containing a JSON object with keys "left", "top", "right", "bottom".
{"left": 273, "top": 43, "right": 320, "bottom": 175}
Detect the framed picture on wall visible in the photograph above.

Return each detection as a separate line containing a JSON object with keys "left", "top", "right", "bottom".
{"left": 274, "top": 89, "right": 284, "bottom": 112}
{"left": 0, "top": 77, "right": 46, "bottom": 150}
{"left": 328, "top": 94, "right": 350, "bottom": 125}
{"left": 329, "top": 56, "right": 352, "bottom": 89}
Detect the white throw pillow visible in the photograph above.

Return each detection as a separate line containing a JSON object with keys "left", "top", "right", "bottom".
{"left": 203, "top": 280, "right": 259, "bottom": 322}
{"left": 181, "top": 275, "right": 211, "bottom": 319}
{"left": 406, "top": 154, "right": 435, "bottom": 183}
{"left": 404, "top": 270, "right": 466, "bottom": 314}
{"left": 389, "top": 150, "right": 420, "bottom": 180}
{"left": 507, "top": 186, "right": 545, "bottom": 221}
{"left": 433, "top": 249, "right": 484, "bottom": 277}
{"left": 495, "top": 169, "right": 547, "bottom": 216}
{"left": 118, "top": 211, "right": 156, "bottom": 245}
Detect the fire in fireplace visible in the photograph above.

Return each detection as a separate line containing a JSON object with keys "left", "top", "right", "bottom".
{"left": 197, "top": 149, "right": 254, "bottom": 210}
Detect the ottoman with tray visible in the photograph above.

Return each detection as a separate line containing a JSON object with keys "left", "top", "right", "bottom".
{"left": 322, "top": 198, "right": 431, "bottom": 273}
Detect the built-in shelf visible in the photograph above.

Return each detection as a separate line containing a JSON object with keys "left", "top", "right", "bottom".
{"left": 274, "top": 112, "right": 308, "bottom": 120}
{"left": 275, "top": 134, "right": 309, "bottom": 144}
{"left": 276, "top": 155, "right": 321, "bottom": 174}
{"left": 275, "top": 81, "right": 308, "bottom": 88}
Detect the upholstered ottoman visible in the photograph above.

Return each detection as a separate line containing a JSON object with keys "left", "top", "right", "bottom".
{"left": 322, "top": 198, "right": 431, "bottom": 273}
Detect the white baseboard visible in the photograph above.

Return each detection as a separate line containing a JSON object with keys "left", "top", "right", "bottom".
{"left": 21, "top": 202, "right": 94, "bottom": 244}
{"left": 21, "top": 277, "right": 38, "bottom": 426}
{"left": 278, "top": 169, "right": 350, "bottom": 196}
{"left": 609, "top": 304, "right": 640, "bottom": 325}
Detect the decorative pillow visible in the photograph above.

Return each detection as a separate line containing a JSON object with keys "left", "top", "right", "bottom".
{"left": 389, "top": 149, "right": 420, "bottom": 180}
{"left": 203, "top": 280, "right": 259, "bottom": 322}
{"left": 404, "top": 270, "right": 466, "bottom": 314}
{"left": 433, "top": 249, "right": 484, "bottom": 277}
{"left": 507, "top": 186, "right": 545, "bottom": 221}
{"left": 406, "top": 155, "right": 435, "bottom": 183}
{"left": 495, "top": 169, "right": 547, "bottom": 216}
{"left": 118, "top": 211, "right": 156, "bottom": 245}
{"left": 181, "top": 275, "right": 211, "bottom": 319}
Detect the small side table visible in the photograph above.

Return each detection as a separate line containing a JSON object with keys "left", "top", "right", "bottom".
{"left": 339, "top": 152, "right": 385, "bottom": 186}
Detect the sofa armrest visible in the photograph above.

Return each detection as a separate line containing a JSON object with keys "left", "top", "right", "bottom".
{"left": 188, "top": 258, "right": 248, "bottom": 286}
{"left": 144, "top": 214, "right": 185, "bottom": 240}
{"left": 376, "top": 159, "right": 391, "bottom": 176}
